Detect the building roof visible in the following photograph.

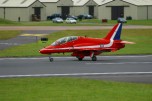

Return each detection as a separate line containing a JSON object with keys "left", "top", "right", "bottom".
{"left": 0, "top": 0, "right": 152, "bottom": 7}
{"left": 73, "top": 0, "right": 152, "bottom": 6}
{"left": 96, "top": 0, "right": 152, "bottom": 6}
{"left": 72, "top": 0, "right": 114, "bottom": 6}
{"left": 123, "top": 0, "right": 152, "bottom": 6}
{"left": 0, "top": 0, "right": 43, "bottom": 7}
{"left": 39, "top": 0, "right": 58, "bottom": 3}
{"left": 94, "top": 0, "right": 112, "bottom": 5}
{"left": 73, "top": 0, "right": 89, "bottom": 6}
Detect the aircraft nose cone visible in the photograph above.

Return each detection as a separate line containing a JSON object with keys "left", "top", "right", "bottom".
{"left": 39, "top": 49, "right": 45, "bottom": 54}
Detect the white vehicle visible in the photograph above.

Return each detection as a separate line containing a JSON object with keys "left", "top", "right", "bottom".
{"left": 65, "top": 18, "right": 77, "bottom": 24}
{"left": 52, "top": 17, "right": 63, "bottom": 23}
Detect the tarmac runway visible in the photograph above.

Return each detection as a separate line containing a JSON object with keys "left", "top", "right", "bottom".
{"left": 0, "top": 55, "right": 152, "bottom": 83}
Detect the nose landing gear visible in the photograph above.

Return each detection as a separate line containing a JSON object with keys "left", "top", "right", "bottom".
{"left": 49, "top": 56, "right": 54, "bottom": 62}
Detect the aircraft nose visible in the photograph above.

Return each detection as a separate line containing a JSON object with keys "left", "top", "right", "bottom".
{"left": 39, "top": 46, "right": 54, "bottom": 54}
{"left": 39, "top": 48, "right": 46, "bottom": 54}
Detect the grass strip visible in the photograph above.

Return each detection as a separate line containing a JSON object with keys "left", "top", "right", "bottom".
{"left": 1, "top": 18, "right": 152, "bottom": 26}
{"left": 0, "top": 29, "right": 152, "bottom": 57}
{"left": 0, "top": 18, "right": 19, "bottom": 26}
{"left": 0, "top": 77, "right": 152, "bottom": 101}
{"left": 0, "top": 31, "right": 21, "bottom": 40}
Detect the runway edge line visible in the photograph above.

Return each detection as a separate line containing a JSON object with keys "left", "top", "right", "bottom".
{"left": 0, "top": 72, "right": 152, "bottom": 78}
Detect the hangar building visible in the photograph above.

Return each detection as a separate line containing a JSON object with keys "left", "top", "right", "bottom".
{"left": 0, "top": 0, "right": 152, "bottom": 21}
{"left": 40, "top": 0, "right": 152, "bottom": 20}
{"left": 74, "top": 0, "right": 152, "bottom": 20}
{"left": 97, "top": 0, "right": 152, "bottom": 20}
{"left": 0, "top": 0, "right": 46, "bottom": 21}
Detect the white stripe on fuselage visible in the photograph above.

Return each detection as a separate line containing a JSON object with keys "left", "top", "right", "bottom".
{"left": 104, "top": 23, "right": 121, "bottom": 47}
{"left": 44, "top": 24, "right": 121, "bottom": 51}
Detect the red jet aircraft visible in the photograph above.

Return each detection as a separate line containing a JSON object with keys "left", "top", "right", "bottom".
{"left": 40, "top": 23, "right": 134, "bottom": 62}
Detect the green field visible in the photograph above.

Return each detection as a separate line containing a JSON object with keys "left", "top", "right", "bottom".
{"left": 1, "top": 18, "right": 152, "bottom": 26}
{"left": 0, "top": 18, "right": 19, "bottom": 25}
{"left": 0, "top": 29, "right": 152, "bottom": 57}
{"left": 0, "top": 77, "right": 152, "bottom": 101}
{"left": 0, "top": 31, "right": 21, "bottom": 40}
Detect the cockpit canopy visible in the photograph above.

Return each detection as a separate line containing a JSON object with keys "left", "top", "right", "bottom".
{"left": 51, "top": 36, "right": 78, "bottom": 46}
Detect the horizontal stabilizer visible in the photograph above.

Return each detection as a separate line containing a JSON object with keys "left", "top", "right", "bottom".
{"left": 121, "top": 41, "right": 135, "bottom": 44}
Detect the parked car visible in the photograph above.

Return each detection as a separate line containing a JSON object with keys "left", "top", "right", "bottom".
{"left": 68, "top": 15, "right": 78, "bottom": 20}
{"left": 126, "top": 16, "right": 132, "bottom": 20}
{"left": 77, "top": 14, "right": 85, "bottom": 20}
{"left": 117, "top": 17, "right": 127, "bottom": 23}
{"left": 77, "top": 14, "right": 93, "bottom": 20}
{"left": 65, "top": 18, "right": 77, "bottom": 24}
{"left": 47, "top": 14, "right": 61, "bottom": 20}
{"left": 52, "top": 17, "right": 63, "bottom": 23}
{"left": 84, "top": 14, "right": 93, "bottom": 19}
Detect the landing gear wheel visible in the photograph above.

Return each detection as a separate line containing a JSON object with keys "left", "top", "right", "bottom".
{"left": 76, "top": 56, "right": 84, "bottom": 61}
{"left": 78, "top": 58, "right": 83, "bottom": 61}
{"left": 49, "top": 57, "right": 53, "bottom": 62}
{"left": 92, "top": 56, "right": 97, "bottom": 61}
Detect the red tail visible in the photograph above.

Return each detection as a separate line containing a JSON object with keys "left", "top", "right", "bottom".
{"left": 104, "top": 23, "right": 122, "bottom": 40}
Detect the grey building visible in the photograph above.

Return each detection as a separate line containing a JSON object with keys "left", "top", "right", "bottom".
{"left": 73, "top": 0, "right": 152, "bottom": 20}
{"left": 40, "top": 0, "right": 152, "bottom": 20}
{"left": 0, "top": 0, "right": 152, "bottom": 21}
{"left": 97, "top": 0, "right": 152, "bottom": 20}
{"left": 0, "top": 0, "right": 46, "bottom": 21}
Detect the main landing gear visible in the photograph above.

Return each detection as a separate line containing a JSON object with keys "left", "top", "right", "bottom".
{"left": 90, "top": 52, "right": 97, "bottom": 61}
{"left": 76, "top": 56, "right": 84, "bottom": 61}
{"left": 76, "top": 55, "right": 97, "bottom": 61}
{"left": 49, "top": 56, "right": 53, "bottom": 62}
{"left": 92, "top": 55, "right": 97, "bottom": 61}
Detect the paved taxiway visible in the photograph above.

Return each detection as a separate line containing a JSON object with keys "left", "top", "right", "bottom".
{"left": 0, "top": 55, "right": 152, "bottom": 83}
{"left": 0, "top": 30, "right": 56, "bottom": 50}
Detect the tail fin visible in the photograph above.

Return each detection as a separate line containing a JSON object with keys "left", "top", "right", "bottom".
{"left": 104, "top": 23, "right": 122, "bottom": 40}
